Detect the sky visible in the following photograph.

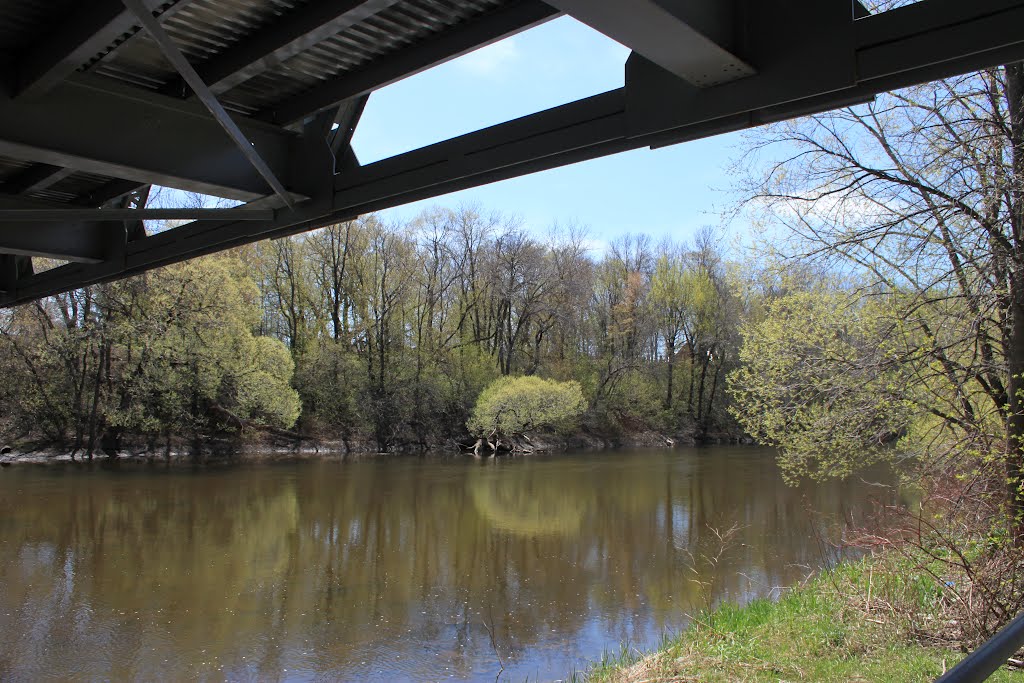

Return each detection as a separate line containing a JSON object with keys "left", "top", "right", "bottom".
{"left": 348, "top": 16, "right": 751, "bottom": 252}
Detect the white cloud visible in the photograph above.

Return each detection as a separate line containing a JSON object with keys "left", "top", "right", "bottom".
{"left": 454, "top": 38, "right": 520, "bottom": 77}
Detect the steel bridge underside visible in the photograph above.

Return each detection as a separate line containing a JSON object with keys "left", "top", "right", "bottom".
{"left": 0, "top": 0, "right": 1023, "bottom": 306}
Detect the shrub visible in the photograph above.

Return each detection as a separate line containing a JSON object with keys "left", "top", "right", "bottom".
{"left": 467, "top": 376, "right": 585, "bottom": 438}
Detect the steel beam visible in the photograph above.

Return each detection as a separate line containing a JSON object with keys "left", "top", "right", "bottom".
{"left": 0, "top": 208, "right": 274, "bottom": 221}
{"left": 0, "top": 76, "right": 301, "bottom": 201}
{"left": 329, "top": 95, "right": 369, "bottom": 171}
{"left": 15, "top": 0, "right": 182, "bottom": 98}
{"left": 257, "top": 0, "right": 561, "bottom": 125}
{"left": 0, "top": 222, "right": 110, "bottom": 263}
{"left": 622, "top": 0, "right": 858, "bottom": 141}
{"left": 854, "top": 0, "right": 1024, "bottom": 91}
{"left": 625, "top": 0, "right": 1024, "bottom": 142}
{"left": 120, "top": 185, "right": 151, "bottom": 243}
{"left": 332, "top": 90, "right": 628, "bottom": 212}
{"left": 173, "top": 0, "right": 402, "bottom": 96}
{"left": 0, "top": 255, "right": 30, "bottom": 293}
{"left": 122, "top": 0, "right": 294, "bottom": 207}
{"left": 0, "top": 196, "right": 121, "bottom": 262}
{"left": 545, "top": 0, "right": 754, "bottom": 87}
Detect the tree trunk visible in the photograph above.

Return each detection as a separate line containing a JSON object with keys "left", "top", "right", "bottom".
{"left": 1006, "top": 291, "right": 1024, "bottom": 540}
{"left": 1004, "top": 62, "right": 1024, "bottom": 542}
{"left": 687, "top": 341, "right": 697, "bottom": 419}
{"left": 696, "top": 348, "right": 710, "bottom": 433}
{"left": 705, "top": 354, "right": 722, "bottom": 428}
{"left": 85, "top": 342, "right": 105, "bottom": 460}
{"left": 72, "top": 349, "right": 88, "bottom": 454}
{"left": 665, "top": 334, "right": 675, "bottom": 410}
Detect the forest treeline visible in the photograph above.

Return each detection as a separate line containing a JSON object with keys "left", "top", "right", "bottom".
{"left": 0, "top": 208, "right": 755, "bottom": 457}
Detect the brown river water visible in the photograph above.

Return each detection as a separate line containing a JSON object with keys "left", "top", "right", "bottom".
{"left": 0, "top": 447, "right": 900, "bottom": 682}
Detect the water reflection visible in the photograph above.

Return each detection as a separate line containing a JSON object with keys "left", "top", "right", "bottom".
{"left": 0, "top": 448, "right": 899, "bottom": 682}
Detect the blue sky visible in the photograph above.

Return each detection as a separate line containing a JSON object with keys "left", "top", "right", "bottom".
{"left": 350, "top": 16, "right": 749, "bottom": 251}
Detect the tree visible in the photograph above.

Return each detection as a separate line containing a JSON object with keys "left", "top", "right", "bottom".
{"left": 306, "top": 221, "right": 362, "bottom": 342}
{"left": 489, "top": 228, "right": 549, "bottom": 375}
{"left": 590, "top": 235, "right": 655, "bottom": 420}
{"left": 467, "top": 376, "right": 585, "bottom": 454}
{"left": 0, "top": 253, "right": 301, "bottom": 457}
{"left": 293, "top": 339, "right": 366, "bottom": 440}
{"left": 2, "top": 203, "right": 749, "bottom": 453}
{"left": 353, "top": 216, "right": 416, "bottom": 448}
{"left": 736, "top": 64, "right": 1024, "bottom": 537}
{"left": 729, "top": 288, "right": 914, "bottom": 480}
{"left": 255, "top": 236, "right": 312, "bottom": 352}
{"left": 106, "top": 254, "right": 301, "bottom": 445}
{"left": 650, "top": 247, "right": 688, "bottom": 412}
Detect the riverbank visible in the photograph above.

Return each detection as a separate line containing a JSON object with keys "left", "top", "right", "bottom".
{"left": 583, "top": 556, "right": 1023, "bottom": 682}
{"left": 0, "top": 424, "right": 748, "bottom": 465}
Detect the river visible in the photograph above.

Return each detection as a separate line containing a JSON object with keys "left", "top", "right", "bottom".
{"left": 0, "top": 447, "right": 899, "bottom": 682}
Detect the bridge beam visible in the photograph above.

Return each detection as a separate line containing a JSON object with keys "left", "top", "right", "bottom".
{"left": 122, "top": 0, "right": 294, "bottom": 207}
{"left": 0, "top": 195, "right": 130, "bottom": 263}
{"left": 4, "top": 165, "right": 75, "bottom": 196}
{"left": 0, "top": 223, "right": 112, "bottom": 263}
{"left": 545, "top": 0, "right": 754, "bottom": 87}
{"left": 0, "top": 76, "right": 304, "bottom": 202}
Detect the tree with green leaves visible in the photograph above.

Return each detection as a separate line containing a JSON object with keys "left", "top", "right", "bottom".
{"left": 729, "top": 287, "right": 915, "bottom": 481}
{"left": 735, "top": 63, "right": 1024, "bottom": 540}
{"left": 1, "top": 204, "right": 746, "bottom": 454}
{"left": 0, "top": 253, "right": 300, "bottom": 458}
{"left": 467, "top": 376, "right": 585, "bottom": 455}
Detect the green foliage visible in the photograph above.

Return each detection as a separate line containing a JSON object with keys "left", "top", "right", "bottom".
{"left": 0, "top": 253, "right": 302, "bottom": 455}
{"left": 734, "top": 69, "right": 1024, "bottom": 554}
{"left": 467, "top": 376, "right": 585, "bottom": 437}
{"left": 293, "top": 341, "right": 367, "bottom": 436}
{"left": 119, "top": 255, "right": 301, "bottom": 433}
{"left": 236, "top": 336, "right": 301, "bottom": 427}
{"left": 598, "top": 368, "right": 669, "bottom": 430}
{"left": 1, "top": 208, "right": 745, "bottom": 451}
{"left": 729, "top": 288, "right": 913, "bottom": 480}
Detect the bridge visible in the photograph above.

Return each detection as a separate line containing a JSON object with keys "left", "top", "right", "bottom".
{"left": 0, "top": 0, "right": 1023, "bottom": 306}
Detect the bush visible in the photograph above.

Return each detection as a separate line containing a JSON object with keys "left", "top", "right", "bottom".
{"left": 467, "top": 376, "right": 585, "bottom": 438}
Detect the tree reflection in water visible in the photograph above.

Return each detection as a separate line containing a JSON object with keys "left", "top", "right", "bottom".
{"left": 0, "top": 448, "right": 901, "bottom": 682}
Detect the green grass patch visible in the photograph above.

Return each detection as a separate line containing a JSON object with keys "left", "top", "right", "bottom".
{"left": 582, "top": 557, "right": 1024, "bottom": 682}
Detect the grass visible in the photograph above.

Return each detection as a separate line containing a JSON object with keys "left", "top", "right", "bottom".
{"left": 579, "top": 558, "right": 1024, "bottom": 682}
